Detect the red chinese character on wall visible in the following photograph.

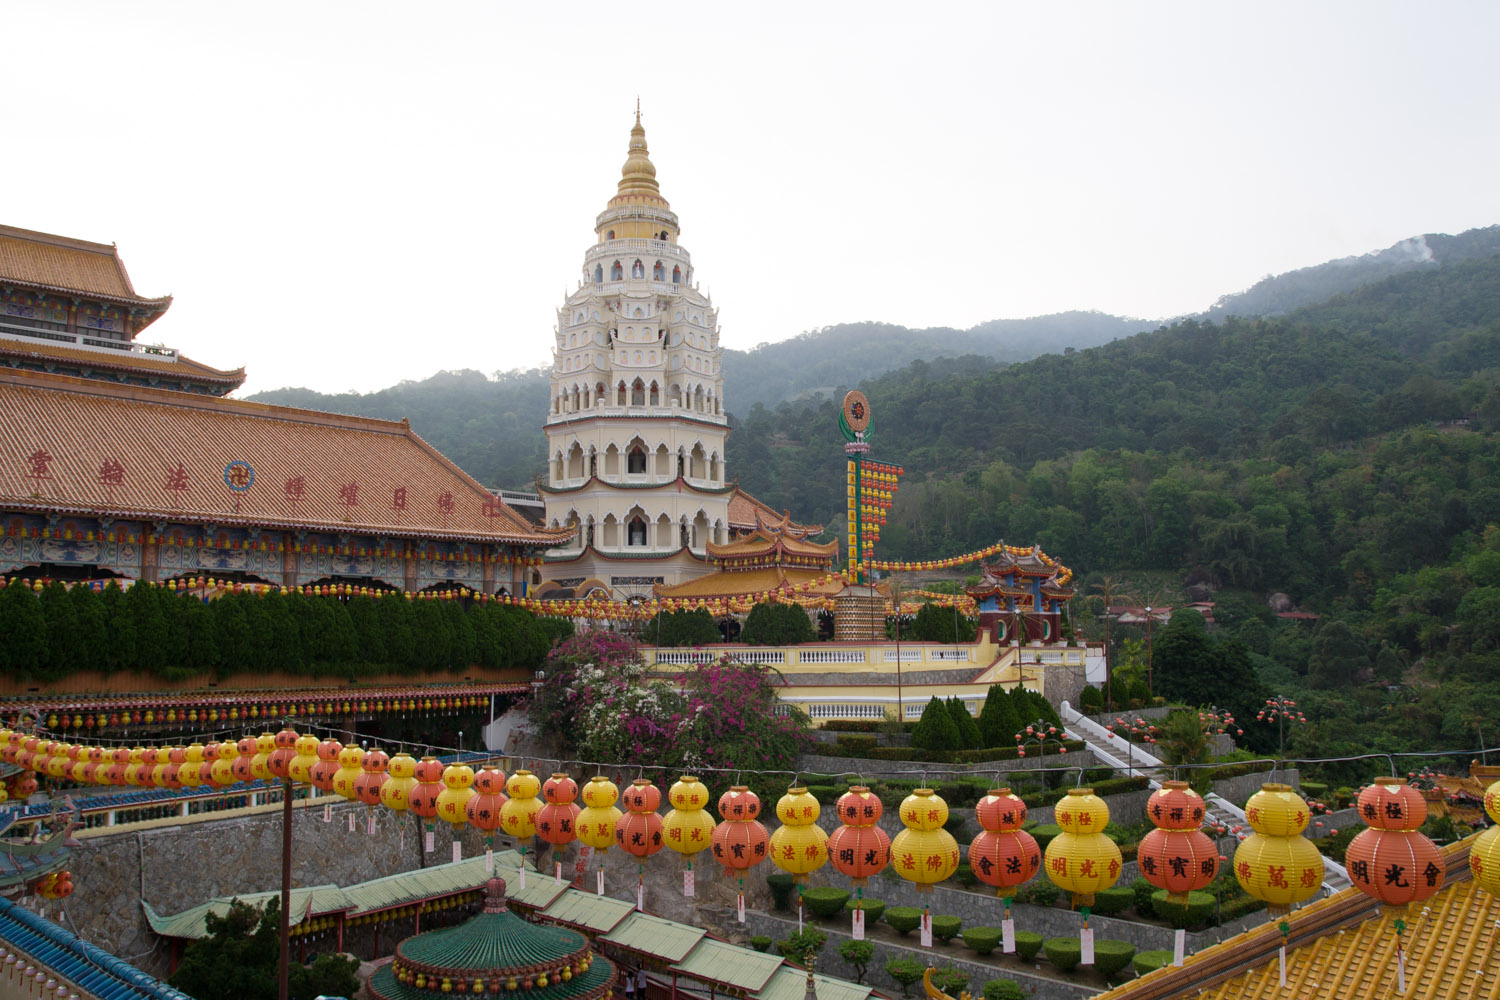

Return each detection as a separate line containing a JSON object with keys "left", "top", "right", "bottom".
{"left": 481, "top": 499, "right": 504, "bottom": 519}
{"left": 225, "top": 463, "right": 252, "bottom": 490}
{"left": 285, "top": 476, "right": 307, "bottom": 501}
{"left": 26, "top": 449, "right": 54, "bottom": 480}
{"left": 97, "top": 460, "right": 124, "bottom": 486}
{"left": 436, "top": 491, "right": 454, "bottom": 514}
{"left": 338, "top": 482, "right": 360, "bottom": 508}
{"left": 164, "top": 463, "right": 190, "bottom": 493}
{"left": 391, "top": 486, "right": 408, "bottom": 512}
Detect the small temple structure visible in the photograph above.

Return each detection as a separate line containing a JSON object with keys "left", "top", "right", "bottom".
{"left": 0, "top": 225, "right": 568, "bottom": 592}
{"left": 966, "top": 545, "right": 1075, "bottom": 643}
{"left": 654, "top": 508, "right": 843, "bottom": 606}
{"left": 371, "top": 876, "right": 617, "bottom": 1000}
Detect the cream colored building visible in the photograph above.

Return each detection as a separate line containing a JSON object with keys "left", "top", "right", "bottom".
{"left": 539, "top": 112, "right": 733, "bottom": 597}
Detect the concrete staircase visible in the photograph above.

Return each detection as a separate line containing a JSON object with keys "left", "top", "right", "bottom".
{"left": 1059, "top": 701, "right": 1352, "bottom": 895}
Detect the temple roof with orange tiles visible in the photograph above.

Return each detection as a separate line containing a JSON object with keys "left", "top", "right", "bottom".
{"left": 655, "top": 510, "right": 843, "bottom": 601}
{"left": 0, "top": 225, "right": 172, "bottom": 312}
{"left": 1091, "top": 838, "right": 1498, "bottom": 1000}
{"left": 726, "top": 487, "right": 822, "bottom": 536}
{"left": 0, "top": 368, "right": 569, "bottom": 546}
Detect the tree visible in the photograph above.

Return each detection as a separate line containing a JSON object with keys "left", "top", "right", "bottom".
{"left": 741, "top": 602, "right": 814, "bottom": 645}
{"left": 839, "top": 939, "right": 875, "bottom": 984}
{"left": 169, "top": 897, "right": 279, "bottom": 1000}
{"left": 945, "top": 696, "right": 982, "bottom": 750}
{"left": 1307, "top": 621, "right": 1372, "bottom": 689}
{"left": 0, "top": 581, "right": 46, "bottom": 678}
{"left": 649, "top": 608, "right": 721, "bottom": 647}
{"left": 911, "top": 697, "right": 961, "bottom": 751}
{"left": 886, "top": 957, "right": 925, "bottom": 998}
{"left": 909, "top": 602, "right": 976, "bottom": 643}
{"left": 977, "top": 685, "right": 1022, "bottom": 748}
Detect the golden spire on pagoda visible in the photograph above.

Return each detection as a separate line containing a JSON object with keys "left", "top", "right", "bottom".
{"left": 613, "top": 103, "right": 665, "bottom": 204}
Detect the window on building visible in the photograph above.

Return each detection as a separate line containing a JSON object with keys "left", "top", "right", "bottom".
{"left": 628, "top": 517, "right": 647, "bottom": 546}
{"left": 628, "top": 446, "right": 647, "bottom": 474}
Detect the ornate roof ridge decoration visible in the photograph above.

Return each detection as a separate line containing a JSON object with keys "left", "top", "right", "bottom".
{"left": 537, "top": 475, "right": 735, "bottom": 497}
{"left": 0, "top": 335, "right": 247, "bottom": 386}
{"left": 727, "top": 486, "right": 824, "bottom": 533}
{"left": 965, "top": 544, "right": 1073, "bottom": 599}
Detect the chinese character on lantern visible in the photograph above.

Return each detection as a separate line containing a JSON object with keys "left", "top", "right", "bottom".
{"left": 26, "top": 448, "right": 54, "bottom": 480}
{"left": 391, "top": 486, "right": 408, "bottom": 512}
{"left": 285, "top": 476, "right": 306, "bottom": 501}
{"left": 164, "top": 463, "right": 190, "bottom": 494}
{"left": 98, "top": 459, "right": 124, "bottom": 486}
{"left": 338, "top": 482, "right": 360, "bottom": 508}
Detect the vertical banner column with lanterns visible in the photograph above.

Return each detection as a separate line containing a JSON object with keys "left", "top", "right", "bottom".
{"left": 840, "top": 391, "right": 903, "bottom": 583}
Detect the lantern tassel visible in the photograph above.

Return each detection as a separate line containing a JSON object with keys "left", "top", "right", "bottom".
{"left": 486, "top": 846, "right": 494, "bottom": 875}
{"left": 597, "top": 864, "right": 605, "bottom": 897}
{"left": 1395, "top": 918, "right": 1407, "bottom": 993}
{"left": 424, "top": 824, "right": 434, "bottom": 854}
{"left": 1278, "top": 920, "right": 1290, "bottom": 987}
{"left": 636, "top": 863, "right": 645, "bottom": 912}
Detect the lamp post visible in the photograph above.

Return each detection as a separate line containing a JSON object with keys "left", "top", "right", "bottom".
{"left": 1144, "top": 606, "right": 1155, "bottom": 699}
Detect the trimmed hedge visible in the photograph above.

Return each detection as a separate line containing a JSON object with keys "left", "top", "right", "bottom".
{"left": 845, "top": 898, "right": 886, "bottom": 923}
{"left": 1043, "top": 937, "right": 1082, "bottom": 973}
{"left": 1092, "top": 940, "right": 1136, "bottom": 979}
{"left": 981, "top": 981, "right": 1024, "bottom": 1000}
{"left": 766, "top": 873, "right": 796, "bottom": 911}
{"left": 1090, "top": 887, "right": 1134, "bottom": 915}
{"left": 1029, "top": 824, "right": 1063, "bottom": 852}
{"left": 802, "top": 887, "right": 851, "bottom": 919}
{"left": 806, "top": 784, "right": 842, "bottom": 804}
{"left": 962, "top": 927, "right": 1002, "bottom": 956}
{"left": 1217, "top": 894, "right": 1268, "bottom": 921}
{"left": 1013, "top": 931, "right": 1044, "bottom": 962}
{"left": 1133, "top": 950, "right": 1174, "bottom": 975}
{"left": 1150, "top": 889, "right": 1216, "bottom": 928}
{"left": 749, "top": 936, "right": 772, "bottom": 953}
{"left": 884, "top": 907, "right": 923, "bottom": 935}
{"left": 811, "top": 741, "right": 1088, "bottom": 764}
{"left": 929, "top": 968, "right": 968, "bottom": 996}
{"left": 931, "top": 915, "right": 962, "bottom": 943}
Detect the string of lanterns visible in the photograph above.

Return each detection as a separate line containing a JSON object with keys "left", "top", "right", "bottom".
{"left": 6, "top": 723, "right": 1497, "bottom": 958}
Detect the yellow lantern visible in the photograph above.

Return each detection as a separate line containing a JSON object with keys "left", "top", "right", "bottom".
{"left": 123, "top": 747, "right": 149, "bottom": 787}
{"left": 179, "top": 744, "right": 208, "bottom": 788}
{"left": 770, "top": 786, "right": 829, "bottom": 883}
{"left": 577, "top": 776, "right": 623, "bottom": 852}
{"left": 208, "top": 740, "right": 240, "bottom": 788}
{"left": 499, "top": 769, "right": 542, "bottom": 840}
{"left": 663, "top": 775, "right": 716, "bottom": 892}
{"left": 287, "top": 735, "right": 320, "bottom": 785}
{"left": 890, "top": 788, "right": 960, "bottom": 891}
{"left": 1233, "top": 783, "right": 1324, "bottom": 916}
{"left": 332, "top": 745, "right": 365, "bottom": 801}
{"left": 249, "top": 733, "right": 276, "bottom": 782}
{"left": 435, "top": 765, "right": 477, "bottom": 830}
{"left": 1472, "top": 778, "right": 1500, "bottom": 898}
{"left": 381, "top": 753, "right": 418, "bottom": 813}
{"left": 1044, "top": 788, "right": 1123, "bottom": 907}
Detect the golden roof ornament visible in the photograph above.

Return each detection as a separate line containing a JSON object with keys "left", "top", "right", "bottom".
{"left": 615, "top": 104, "right": 662, "bottom": 202}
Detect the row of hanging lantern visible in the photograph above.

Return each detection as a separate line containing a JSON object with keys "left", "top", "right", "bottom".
{"left": 7, "top": 724, "right": 1498, "bottom": 947}
{"left": 33, "top": 693, "right": 490, "bottom": 733}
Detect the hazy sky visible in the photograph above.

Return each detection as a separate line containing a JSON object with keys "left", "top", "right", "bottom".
{"left": 8, "top": 2, "right": 1499, "bottom": 397}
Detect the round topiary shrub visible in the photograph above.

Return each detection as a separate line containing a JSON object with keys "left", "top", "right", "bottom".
{"left": 1043, "top": 936, "right": 1082, "bottom": 973}
{"left": 1133, "top": 950, "right": 1174, "bottom": 975}
{"left": 802, "top": 886, "right": 852, "bottom": 919}
{"left": 954, "top": 862, "right": 979, "bottom": 888}
{"left": 931, "top": 915, "right": 962, "bottom": 943}
{"left": 1130, "top": 876, "right": 1157, "bottom": 914}
{"left": 766, "top": 873, "right": 796, "bottom": 912}
{"left": 845, "top": 898, "right": 886, "bottom": 923}
{"left": 884, "top": 906, "right": 923, "bottom": 936}
{"left": 1013, "top": 931, "right": 1044, "bottom": 962}
{"left": 1149, "top": 889, "right": 1216, "bottom": 928}
{"left": 962, "top": 926, "right": 1002, "bottom": 956}
{"left": 1092, "top": 940, "right": 1136, "bottom": 980}
{"left": 1030, "top": 823, "right": 1063, "bottom": 852}
{"left": 1090, "top": 886, "right": 1134, "bottom": 915}
{"left": 749, "top": 935, "right": 773, "bottom": 953}
{"left": 981, "top": 980, "right": 1024, "bottom": 1000}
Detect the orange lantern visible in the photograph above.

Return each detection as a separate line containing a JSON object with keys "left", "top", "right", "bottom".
{"left": 409, "top": 756, "right": 445, "bottom": 853}
{"left": 968, "top": 787, "right": 1040, "bottom": 901}
{"left": 309, "top": 738, "right": 343, "bottom": 792}
{"left": 537, "top": 773, "right": 580, "bottom": 847}
{"left": 828, "top": 785, "right": 890, "bottom": 887}
{"left": 268, "top": 728, "right": 299, "bottom": 780}
{"left": 1345, "top": 777, "right": 1443, "bottom": 908}
{"left": 355, "top": 749, "right": 390, "bottom": 809}
{"left": 466, "top": 767, "right": 509, "bottom": 847}
{"left": 615, "top": 778, "right": 664, "bottom": 860}
{"left": 1137, "top": 781, "right": 1218, "bottom": 905}
{"left": 712, "top": 786, "right": 770, "bottom": 880}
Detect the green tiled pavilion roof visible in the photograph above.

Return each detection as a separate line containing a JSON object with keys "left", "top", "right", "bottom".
{"left": 601, "top": 911, "right": 705, "bottom": 962}
{"left": 371, "top": 945, "right": 615, "bottom": 1000}
{"left": 399, "top": 907, "right": 587, "bottom": 972}
{"left": 753, "top": 967, "right": 873, "bottom": 1000}
{"left": 540, "top": 889, "right": 636, "bottom": 933}
{"left": 671, "top": 939, "right": 783, "bottom": 992}
{"left": 144, "top": 885, "right": 351, "bottom": 940}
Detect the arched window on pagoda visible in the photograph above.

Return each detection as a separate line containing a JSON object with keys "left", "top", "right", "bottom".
{"left": 606, "top": 230, "right": 615, "bottom": 240}
{"left": 628, "top": 516, "right": 647, "bottom": 547}
{"left": 708, "top": 452, "right": 720, "bottom": 483}
{"left": 693, "top": 385, "right": 704, "bottom": 412}
{"left": 668, "top": 384, "right": 682, "bottom": 408}
{"left": 649, "top": 381, "right": 660, "bottom": 406}
{"left": 566, "top": 443, "right": 585, "bottom": 479}
{"left": 672, "top": 265, "right": 681, "bottom": 284}
{"left": 603, "top": 444, "right": 621, "bottom": 477}
{"left": 631, "top": 379, "right": 646, "bottom": 406}
{"left": 659, "top": 230, "right": 669, "bottom": 241}
{"left": 611, "top": 261, "right": 623, "bottom": 281}
{"left": 653, "top": 260, "right": 665, "bottom": 281}
{"left": 593, "top": 264, "right": 603, "bottom": 283}
{"left": 616, "top": 381, "right": 627, "bottom": 406}
{"left": 628, "top": 445, "right": 647, "bottom": 475}
{"left": 631, "top": 259, "right": 645, "bottom": 279}
{"left": 654, "top": 443, "right": 671, "bottom": 477}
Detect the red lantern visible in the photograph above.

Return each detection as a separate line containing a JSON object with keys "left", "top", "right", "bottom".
{"left": 355, "top": 749, "right": 389, "bottom": 808}
{"left": 268, "top": 728, "right": 299, "bottom": 780}
{"left": 1346, "top": 777, "right": 1443, "bottom": 908}
{"left": 310, "top": 739, "right": 343, "bottom": 792}
{"left": 231, "top": 737, "right": 258, "bottom": 784}
{"left": 1138, "top": 781, "right": 1218, "bottom": 904}
{"left": 968, "top": 787, "right": 1040, "bottom": 899}
{"left": 615, "top": 779, "right": 664, "bottom": 860}
{"left": 466, "top": 768, "right": 508, "bottom": 843}
{"left": 712, "top": 786, "right": 770, "bottom": 878}
{"left": 827, "top": 786, "right": 891, "bottom": 887}
{"left": 409, "top": 757, "right": 444, "bottom": 823}
{"left": 537, "top": 773, "right": 580, "bottom": 846}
